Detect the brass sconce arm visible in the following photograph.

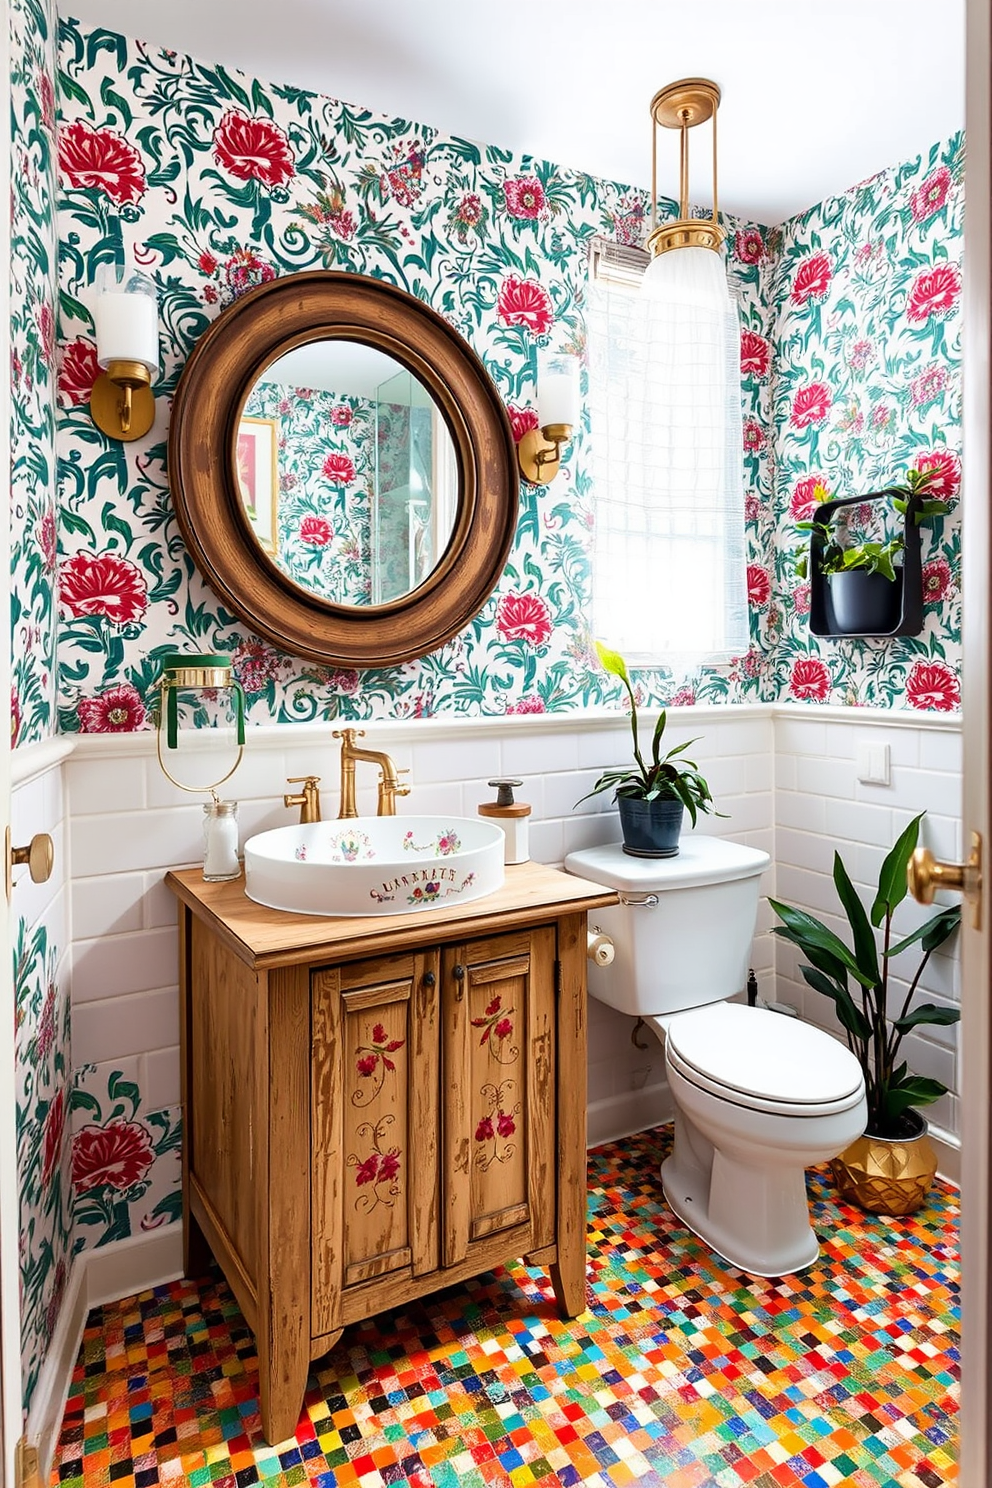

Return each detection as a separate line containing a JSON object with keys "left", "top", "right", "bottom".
{"left": 90, "top": 358, "right": 156, "bottom": 442}
{"left": 516, "top": 421, "right": 574, "bottom": 485}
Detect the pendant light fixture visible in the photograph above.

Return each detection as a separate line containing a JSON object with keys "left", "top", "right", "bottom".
{"left": 642, "top": 77, "right": 728, "bottom": 306}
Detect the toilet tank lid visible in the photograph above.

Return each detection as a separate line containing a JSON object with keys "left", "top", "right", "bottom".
{"left": 565, "top": 835, "right": 770, "bottom": 892}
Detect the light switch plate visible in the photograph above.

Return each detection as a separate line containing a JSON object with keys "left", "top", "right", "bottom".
{"left": 857, "top": 740, "right": 891, "bottom": 786}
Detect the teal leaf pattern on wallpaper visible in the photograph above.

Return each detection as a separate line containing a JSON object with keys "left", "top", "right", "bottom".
{"left": 14, "top": 918, "right": 71, "bottom": 1416}
{"left": 70, "top": 1067, "right": 182, "bottom": 1249}
{"left": 767, "top": 136, "right": 963, "bottom": 708}
{"left": 50, "top": 16, "right": 785, "bottom": 729}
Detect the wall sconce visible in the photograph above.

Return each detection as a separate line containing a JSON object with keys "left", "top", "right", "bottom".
{"left": 89, "top": 261, "right": 159, "bottom": 442}
{"left": 516, "top": 351, "right": 580, "bottom": 485}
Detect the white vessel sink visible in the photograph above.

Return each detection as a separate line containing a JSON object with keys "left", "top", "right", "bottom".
{"left": 243, "top": 815, "right": 505, "bottom": 917}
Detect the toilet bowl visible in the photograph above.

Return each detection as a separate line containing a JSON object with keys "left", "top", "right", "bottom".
{"left": 565, "top": 836, "right": 868, "bottom": 1276}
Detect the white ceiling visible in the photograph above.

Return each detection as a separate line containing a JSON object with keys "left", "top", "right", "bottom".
{"left": 61, "top": 0, "right": 965, "bottom": 225}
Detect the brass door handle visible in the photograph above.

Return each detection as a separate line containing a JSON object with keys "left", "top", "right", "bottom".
{"left": 908, "top": 831, "right": 982, "bottom": 929}
{"left": 5, "top": 828, "right": 55, "bottom": 900}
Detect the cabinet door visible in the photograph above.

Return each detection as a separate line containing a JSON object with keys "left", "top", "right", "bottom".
{"left": 441, "top": 927, "right": 556, "bottom": 1268}
{"left": 312, "top": 950, "right": 439, "bottom": 1335}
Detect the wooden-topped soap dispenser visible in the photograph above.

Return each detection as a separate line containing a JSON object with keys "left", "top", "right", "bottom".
{"left": 478, "top": 778, "right": 532, "bottom": 864}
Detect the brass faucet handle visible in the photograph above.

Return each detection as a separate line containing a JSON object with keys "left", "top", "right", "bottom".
{"left": 287, "top": 775, "right": 321, "bottom": 787}
{"left": 332, "top": 728, "right": 365, "bottom": 743}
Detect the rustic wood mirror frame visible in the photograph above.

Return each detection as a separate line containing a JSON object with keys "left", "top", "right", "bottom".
{"left": 169, "top": 271, "right": 517, "bottom": 668}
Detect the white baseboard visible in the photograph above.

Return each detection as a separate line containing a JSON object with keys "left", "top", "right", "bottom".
{"left": 587, "top": 1084, "right": 674, "bottom": 1149}
{"left": 928, "top": 1123, "right": 962, "bottom": 1188}
{"left": 26, "top": 1225, "right": 184, "bottom": 1479}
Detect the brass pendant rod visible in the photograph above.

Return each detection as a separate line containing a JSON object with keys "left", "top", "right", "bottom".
{"left": 711, "top": 99, "right": 719, "bottom": 226}
{"left": 650, "top": 113, "right": 658, "bottom": 234}
{"left": 679, "top": 112, "right": 690, "bottom": 219}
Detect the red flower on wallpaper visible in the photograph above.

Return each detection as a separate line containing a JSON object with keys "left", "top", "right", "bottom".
{"left": 507, "top": 405, "right": 540, "bottom": 444}
{"left": 496, "top": 591, "right": 553, "bottom": 647}
{"left": 327, "top": 668, "right": 360, "bottom": 694}
{"left": 37, "top": 302, "right": 54, "bottom": 368}
{"left": 739, "top": 331, "right": 770, "bottom": 378}
{"left": 329, "top": 404, "right": 354, "bottom": 427}
{"left": 733, "top": 228, "right": 765, "bottom": 265}
{"left": 746, "top": 565, "right": 771, "bottom": 608}
{"left": 198, "top": 250, "right": 218, "bottom": 275}
{"left": 58, "top": 118, "right": 146, "bottom": 205}
{"left": 497, "top": 275, "right": 554, "bottom": 336}
{"left": 77, "top": 683, "right": 147, "bottom": 733}
{"left": 915, "top": 448, "right": 961, "bottom": 502}
{"left": 41, "top": 1089, "right": 65, "bottom": 1187}
{"left": 212, "top": 109, "right": 295, "bottom": 187}
{"left": 58, "top": 338, "right": 101, "bottom": 406}
{"left": 299, "top": 515, "right": 333, "bottom": 547}
{"left": 792, "top": 583, "right": 812, "bottom": 618}
{"left": 910, "top": 166, "right": 952, "bottom": 223}
{"left": 744, "top": 493, "right": 762, "bottom": 522}
{"left": 911, "top": 363, "right": 948, "bottom": 408}
{"left": 233, "top": 640, "right": 281, "bottom": 695}
{"left": 790, "top": 382, "right": 832, "bottom": 430}
{"left": 60, "top": 551, "right": 148, "bottom": 625}
{"left": 322, "top": 451, "right": 356, "bottom": 485}
{"left": 790, "top": 251, "right": 832, "bottom": 307}
{"left": 922, "top": 558, "right": 952, "bottom": 606}
{"left": 906, "top": 263, "right": 962, "bottom": 323}
{"left": 906, "top": 662, "right": 960, "bottom": 713}
{"left": 789, "top": 476, "right": 830, "bottom": 520}
{"left": 10, "top": 688, "right": 20, "bottom": 749}
{"left": 668, "top": 686, "right": 697, "bottom": 707}
{"left": 742, "top": 420, "right": 766, "bottom": 452}
{"left": 72, "top": 1120, "right": 154, "bottom": 1193}
{"left": 506, "top": 696, "right": 546, "bottom": 715}
{"left": 503, "top": 176, "right": 546, "bottom": 219}
{"left": 789, "top": 656, "right": 831, "bottom": 702}
{"left": 222, "top": 249, "right": 276, "bottom": 299}
{"left": 39, "top": 507, "right": 58, "bottom": 572}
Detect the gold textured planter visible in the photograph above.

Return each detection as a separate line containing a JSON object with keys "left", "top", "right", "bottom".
{"left": 830, "top": 1119, "right": 938, "bottom": 1216}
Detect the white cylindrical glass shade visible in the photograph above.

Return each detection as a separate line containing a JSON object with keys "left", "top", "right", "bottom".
{"left": 640, "top": 243, "right": 731, "bottom": 309}
{"left": 537, "top": 351, "right": 580, "bottom": 428}
{"left": 94, "top": 262, "right": 159, "bottom": 372}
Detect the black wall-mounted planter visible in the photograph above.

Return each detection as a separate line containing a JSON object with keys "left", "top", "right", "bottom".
{"left": 807, "top": 491, "right": 924, "bottom": 639}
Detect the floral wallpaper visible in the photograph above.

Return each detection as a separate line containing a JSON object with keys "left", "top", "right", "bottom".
{"left": 766, "top": 135, "right": 964, "bottom": 710}
{"left": 11, "top": 0, "right": 59, "bottom": 748}
{"left": 51, "top": 16, "right": 779, "bottom": 731}
{"left": 242, "top": 382, "right": 375, "bottom": 605}
{"left": 71, "top": 1066, "right": 181, "bottom": 1249}
{"left": 15, "top": 921, "right": 71, "bottom": 1416}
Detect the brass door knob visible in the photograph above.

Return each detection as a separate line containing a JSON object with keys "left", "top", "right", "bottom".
{"left": 908, "top": 831, "right": 982, "bottom": 928}
{"left": 5, "top": 828, "right": 55, "bottom": 900}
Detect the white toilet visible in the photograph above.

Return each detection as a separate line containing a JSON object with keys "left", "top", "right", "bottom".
{"left": 565, "top": 835, "right": 868, "bottom": 1276}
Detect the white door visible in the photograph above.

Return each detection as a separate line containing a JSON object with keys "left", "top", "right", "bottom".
{"left": 0, "top": 1, "right": 19, "bottom": 1481}
{"left": 947, "top": 0, "right": 991, "bottom": 1478}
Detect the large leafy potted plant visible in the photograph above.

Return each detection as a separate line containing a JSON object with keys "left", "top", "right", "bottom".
{"left": 769, "top": 813, "right": 960, "bottom": 1215}
{"left": 579, "top": 642, "right": 719, "bottom": 857}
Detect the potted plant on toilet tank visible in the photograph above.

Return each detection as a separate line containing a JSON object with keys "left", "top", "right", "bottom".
{"left": 578, "top": 642, "right": 720, "bottom": 857}
{"left": 770, "top": 813, "right": 960, "bottom": 1215}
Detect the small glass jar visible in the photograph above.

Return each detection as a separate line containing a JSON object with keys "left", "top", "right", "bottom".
{"left": 202, "top": 800, "right": 240, "bottom": 882}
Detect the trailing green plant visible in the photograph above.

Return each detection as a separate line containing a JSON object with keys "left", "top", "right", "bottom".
{"left": 577, "top": 642, "right": 719, "bottom": 825}
{"left": 794, "top": 464, "right": 948, "bottom": 582}
{"left": 769, "top": 813, "right": 960, "bottom": 1139}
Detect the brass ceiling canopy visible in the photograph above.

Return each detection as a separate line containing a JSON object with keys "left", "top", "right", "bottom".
{"left": 647, "top": 76, "right": 725, "bottom": 257}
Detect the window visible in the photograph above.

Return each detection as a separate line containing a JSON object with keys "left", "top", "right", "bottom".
{"left": 587, "top": 239, "right": 748, "bottom": 667}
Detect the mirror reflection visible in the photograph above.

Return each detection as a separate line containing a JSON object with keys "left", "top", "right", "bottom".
{"left": 237, "top": 341, "right": 458, "bottom": 607}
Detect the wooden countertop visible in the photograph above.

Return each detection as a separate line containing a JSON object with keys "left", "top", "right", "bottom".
{"left": 166, "top": 860, "right": 618, "bottom": 970}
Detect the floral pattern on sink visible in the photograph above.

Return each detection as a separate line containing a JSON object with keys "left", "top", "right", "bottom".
{"left": 402, "top": 828, "right": 462, "bottom": 857}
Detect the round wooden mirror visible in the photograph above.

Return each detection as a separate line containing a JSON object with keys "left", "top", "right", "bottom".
{"left": 169, "top": 271, "right": 517, "bottom": 668}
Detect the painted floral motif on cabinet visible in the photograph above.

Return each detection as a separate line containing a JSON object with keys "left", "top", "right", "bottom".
{"left": 70, "top": 1065, "right": 182, "bottom": 1249}
{"left": 11, "top": 0, "right": 59, "bottom": 747}
{"left": 14, "top": 919, "right": 71, "bottom": 1414}
{"left": 52, "top": 16, "right": 778, "bottom": 731}
{"left": 768, "top": 135, "right": 964, "bottom": 709}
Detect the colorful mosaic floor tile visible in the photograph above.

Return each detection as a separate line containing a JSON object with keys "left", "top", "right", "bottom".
{"left": 51, "top": 1126, "right": 959, "bottom": 1488}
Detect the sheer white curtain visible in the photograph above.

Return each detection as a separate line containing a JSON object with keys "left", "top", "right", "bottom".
{"left": 587, "top": 249, "right": 748, "bottom": 666}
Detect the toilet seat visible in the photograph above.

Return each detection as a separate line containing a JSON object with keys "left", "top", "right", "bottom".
{"left": 660, "top": 1003, "right": 865, "bottom": 1117}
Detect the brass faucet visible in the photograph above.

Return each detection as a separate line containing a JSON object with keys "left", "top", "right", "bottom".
{"left": 333, "top": 728, "right": 410, "bottom": 818}
{"left": 284, "top": 775, "right": 322, "bottom": 823}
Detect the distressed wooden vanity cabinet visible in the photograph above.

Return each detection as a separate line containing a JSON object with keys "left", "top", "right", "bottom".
{"left": 167, "top": 863, "right": 616, "bottom": 1444}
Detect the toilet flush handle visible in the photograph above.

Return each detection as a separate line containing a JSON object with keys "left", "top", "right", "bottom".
{"left": 618, "top": 893, "right": 658, "bottom": 908}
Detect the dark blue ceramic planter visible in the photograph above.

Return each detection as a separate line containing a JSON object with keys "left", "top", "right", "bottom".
{"left": 617, "top": 796, "right": 684, "bottom": 858}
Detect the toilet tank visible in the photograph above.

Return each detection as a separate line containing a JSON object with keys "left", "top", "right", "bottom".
{"left": 565, "top": 836, "right": 770, "bottom": 1017}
